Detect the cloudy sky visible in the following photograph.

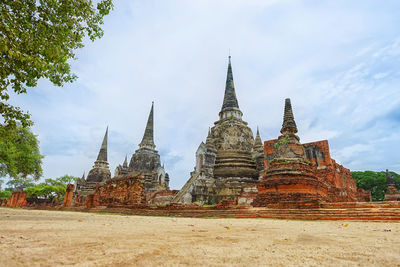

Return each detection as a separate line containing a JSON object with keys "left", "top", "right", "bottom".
{"left": 10, "top": 0, "right": 400, "bottom": 189}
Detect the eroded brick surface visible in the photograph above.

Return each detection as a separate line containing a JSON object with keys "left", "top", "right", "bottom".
{"left": 74, "top": 175, "right": 146, "bottom": 208}
{"left": 6, "top": 191, "right": 26, "bottom": 207}
{"left": 253, "top": 138, "right": 371, "bottom": 207}
{"left": 63, "top": 184, "right": 74, "bottom": 207}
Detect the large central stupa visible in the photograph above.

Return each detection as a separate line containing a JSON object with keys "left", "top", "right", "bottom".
{"left": 173, "top": 57, "right": 265, "bottom": 204}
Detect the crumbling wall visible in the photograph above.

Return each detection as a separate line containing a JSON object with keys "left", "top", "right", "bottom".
{"left": 385, "top": 185, "right": 400, "bottom": 201}
{"left": 63, "top": 184, "right": 74, "bottom": 207}
{"left": 259, "top": 139, "right": 371, "bottom": 204}
{"left": 90, "top": 175, "right": 146, "bottom": 207}
{"left": 7, "top": 191, "right": 26, "bottom": 207}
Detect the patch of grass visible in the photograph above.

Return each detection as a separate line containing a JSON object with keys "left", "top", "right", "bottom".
{"left": 203, "top": 216, "right": 220, "bottom": 219}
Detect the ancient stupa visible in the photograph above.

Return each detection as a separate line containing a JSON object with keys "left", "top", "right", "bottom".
{"left": 174, "top": 57, "right": 265, "bottom": 204}
{"left": 253, "top": 98, "right": 371, "bottom": 207}
{"left": 115, "top": 102, "right": 170, "bottom": 192}
{"left": 76, "top": 127, "right": 111, "bottom": 197}
{"left": 385, "top": 169, "right": 400, "bottom": 201}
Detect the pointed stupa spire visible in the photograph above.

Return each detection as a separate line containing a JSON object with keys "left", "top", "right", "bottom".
{"left": 386, "top": 169, "right": 394, "bottom": 185}
{"left": 78, "top": 172, "right": 86, "bottom": 184}
{"left": 139, "top": 102, "right": 155, "bottom": 149}
{"left": 280, "top": 98, "right": 298, "bottom": 135}
{"left": 254, "top": 126, "right": 263, "bottom": 147}
{"left": 96, "top": 126, "right": 108, "bottom": 162}
{"left": 123, "top": 155, "right": 128, "bottom": 168}
{"left": 219, "top": 56, "right": 242, "bottom": 120}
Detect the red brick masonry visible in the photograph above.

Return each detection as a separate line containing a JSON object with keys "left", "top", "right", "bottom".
{"left": 253, "top": 139, "right": 371, "bottom": 207}
{"left": 6, "top": 191, "right": 26, "bottom": 208}
{"left": 88, "top": 175, "right": 146, "bottom": 207}
{"left": 63, "top": 184, "right": 74, "bottom": 207}
{"left": 34, "top": 201, "right": 400, "bottom": 221}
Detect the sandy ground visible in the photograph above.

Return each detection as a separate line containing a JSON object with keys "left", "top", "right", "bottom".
{"left": 0, "top": 208, "right": 400, "bottom": 266}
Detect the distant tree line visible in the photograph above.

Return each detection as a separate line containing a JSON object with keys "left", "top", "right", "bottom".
{"left": 0, "top": 175, "right": 79, "bottom": 202}
{"left": 352, "top": 171, "right": 400, "bottom": 201}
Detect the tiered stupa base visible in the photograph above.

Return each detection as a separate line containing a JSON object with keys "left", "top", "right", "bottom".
{"left": 213, "top": 151, "right": 258, "bottom": 178}
{"left": 385, "top": 185, "right": 400, "bottom": 201}
{"left": 253, "top": 160, "right": 329, "bottom": 208}
{"left": 188, "top": 176, "right": 257, "bottom": 205}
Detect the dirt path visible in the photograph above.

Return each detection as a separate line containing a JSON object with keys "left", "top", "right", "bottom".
{"left": 0, "top": 208, "right": 399, "bottom": 266}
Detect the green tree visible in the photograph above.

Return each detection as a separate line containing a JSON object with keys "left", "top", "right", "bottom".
{"left": 25, "top": 175, "right": 79, "bottom": 202}
{"left": 55, "top": 175, "right": 79, "bottom": 185}
{"left": 352, "top": 170, "right": 400, "bottom": 201}
{"left": 0, "top": 189, "right": 11, "bottom": 200}
{"left": 26, "top": 183, "right": 59, "bottom": 200}
{"left": 0, "top": 125, "right": 43, "bottom": 180}
{"left": 6, "top": 176, "right": 35, "bottom": 191}
{"left": 0, "top": 0, "right": 114, "bottom": 127}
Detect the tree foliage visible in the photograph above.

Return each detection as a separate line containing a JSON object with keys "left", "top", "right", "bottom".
{"left": 6, "top": 176, "right": 35, "bottom": 191}
{"left": 25, "top": 175, "right": 79, "bottom": 201}
{"left": 352, "top": 171, "right": 400, "bottom": 201}
{"left": 0, "top": 124, "right": 43, "bottom": 179}
{"left": 0, "top": 189, "right": 11, "bottom": 200}
{"left": 0, "top": 0, "right": 113, "bottom": 127}
{"left": 54, "top": 174, "right": 79, "bottom": 185}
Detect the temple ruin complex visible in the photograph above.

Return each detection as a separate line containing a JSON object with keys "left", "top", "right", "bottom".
{"left": 67, "top": 57, "right": 376, "bottom": 210}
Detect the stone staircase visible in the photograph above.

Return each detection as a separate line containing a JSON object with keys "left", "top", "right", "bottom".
{"left": 79, "top": 204, "right": 400, "bottom": 221}
{"left": 171, "top": 173, "right": 200, "bottom": 203}
{"left": 39, "top": 200, "right": 400, "bottom": 221}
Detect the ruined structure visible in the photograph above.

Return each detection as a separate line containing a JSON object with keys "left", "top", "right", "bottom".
{"left": 89, "top": 174, "right": 147, "bottom": 207}
{"left": 63, "top": 184, "right": 74, "bottom": 207}
{"left": 6, "top": 191, "right": 26, "bottom": 207}
{"left": 253, "top": 99, "right": 370, "bottom": 207}
{"left": 385, "top": 169, "right": 400, "bottom": 201}
{"left": 114, "top": 155, "right": 129, "bottom": 177}
{"left": 75, "top": 128, "right": 111, "bottom": 199}
{"left": 72, "top": 104, "right": 172, "bottom": 207}
{"left": 174, "top": 57, "right": 265, "bottom": 204}
{"left": 120, "top": 102, "right": 170, "bottom": 192}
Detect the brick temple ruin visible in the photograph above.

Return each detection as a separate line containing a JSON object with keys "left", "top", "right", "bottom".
{"left": 72, "top": 102, "right": 173, "bottom": 207}
{"left": 252, "top": 98, "right": 371, "bottom": 208}
{"left": 385, "top": 169, "right": 400, "bottom": 201}
{"left": 66, "top": 56, "right": 375, "bottom": 209}
{"left": 8, "top": 56, "right": 398, "bottom": 220}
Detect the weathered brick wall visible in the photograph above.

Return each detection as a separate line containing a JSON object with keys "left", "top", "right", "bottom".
{"left": 357, "top": 188, "right": 372, "bottom": 202}
{"left": 385, "top": 185, "right": 400, "bottom": 201}
{"left": 73, "top": 195, "right": 86, "bottom": 207}
{"left": 7, "top": 191, "right": 26, "bottom": 207}
{"left": 237, "top": 185, "right": 258, "bottom": 206}
{"left": 63, "top": 184, "right": 74, "bottom": 207}
{"left": 90, "top": 175, "right": 146, "bottom": 207}
{"left": 303, "top": 140, "right": 332, "bottom": 166}
{"left": 258, "top": 138, "right": 372, "bottom": 205}
{"left": 253, "top": 161, "right": 330, "bottom": 207}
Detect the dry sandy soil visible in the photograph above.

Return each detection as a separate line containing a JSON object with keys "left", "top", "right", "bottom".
{"left": 0, "top": 208, "right": 399, "bottom": 266}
